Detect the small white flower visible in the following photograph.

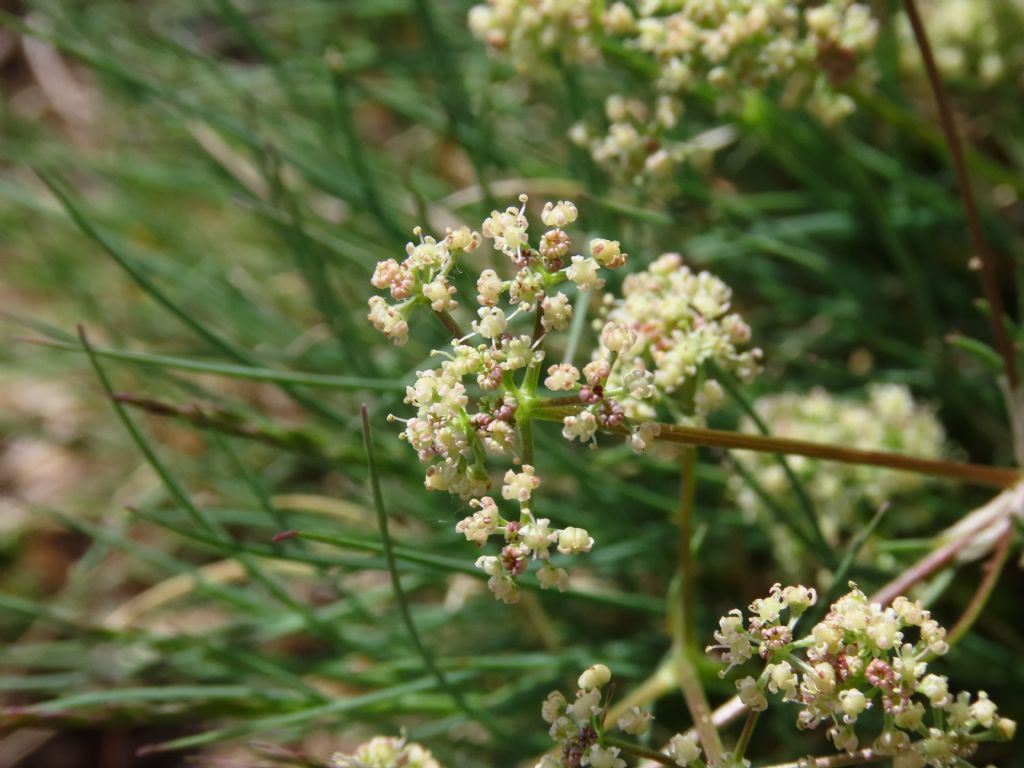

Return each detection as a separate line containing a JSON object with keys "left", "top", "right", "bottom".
{"left": 502, "top": 465, "right": 540, "bottom": 503}
{"left": 474, "top": 306, "right": 507, "bottom": 339}
{"left": 624, "top": 369, "right": 655, "bottom": 399}
{"left": 541, "top": 292, "right": 573, "bottom": 331}
{"left": 578, "top": 663, "right": 611, "bottom": 690}
{"left": 971, "top": 691, "right": 998, "bottom": 728}
{"left": 919, "top": 674, "right": 950, "bottom": 707}
{"left": 562, "top": 411, "right": 598, "bottom": 443}
{"left": 839, "top": 689, "right": 868, "bottom": 722}
{"left": 617, "top": 706, "right": 652, "bottom": 735}
{"left": 557, "top": 527, "right": 594, "bottom": 555}
{"left": 629, "top": 421, "right": 661, "bottom": 453}
{"left": 541, "top": 690, "right": 566, "bottom": 724}
{"left": 520, "top": 518, "right": 556, "bottom": 557}
{"left": 541, "top": 200, "right": 578, "bottom": 228}
{"left": 567, "top": 688, "right": 601, "bottom": 724}
{"left": 545, "top": 363, "right": 581, "bottom": 391}
{"left": 600, "top": 321, "right": 637, "bottom": 354}
{"left": 474, "top": 555, "right": 501, "bottom": 578}
{"left": 423, "top": 276, "right": 456, "bottom": 313}
{"left": 537, "top": 564, "right": 569, "bottom": 592}
{"left": 476, "top": 269, "right": 504, "bottom": 306}
{"left": 445, "top": 225, "right": 480, "bottom": 252}
{"left": 566, "top": 255, "right": 604, "bottom": 290}
{"left": 766, "top": 661, "right": 798, "bottom": 701}
{"left": 487, "top": 574, "right": 520, "bottom": 604}
{"left": 589, "top": 238, "right": 626, "bottom": 268}
{"left": 736, "top": 676, "right": 767, "bottom": 711}
{"left": 581, "top": 744, "right": 625, "bottom": 768}
{"left": 666, "top": 732, "right": 701, "bottom": 766}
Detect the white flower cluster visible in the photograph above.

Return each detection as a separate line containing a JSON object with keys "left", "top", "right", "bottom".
{"left": 468, "top": 0, "right": 601, "bottom": 69}
{"left": 469, "top": 0, "right": 879, "bottom": 184}
{"left": 898, "top": 0, "right": 1024, "bottom": 89}
{"left": 369, "top": 196, "right": 630, "bottom": 603}
{"left": 331, "top": 735, "right": 443, "bottom": 768}
{"left": 709, "top": 583, "right": 1016, "bottom": 766}
{"left": 368, "top": 225, "right": 482, "bottom": 345}
{"left": 729, "top": 384, "right": 945, "bottom": 550}
{"left": 596, "top": 253, "right": 761, "bottom": 427}
{"left": 537, "top": 664, "right": 701, "bottom": 768}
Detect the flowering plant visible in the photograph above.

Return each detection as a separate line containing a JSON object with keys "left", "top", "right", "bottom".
{"left": 367, "top": 195, "right": 758, "bottom": 602}
{"left": 470, "top": 0, "right": 879, "bottom": 183}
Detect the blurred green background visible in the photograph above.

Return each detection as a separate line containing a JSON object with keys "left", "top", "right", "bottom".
{"left": 1, "top": 1, "right": 1023, "bottom": 766}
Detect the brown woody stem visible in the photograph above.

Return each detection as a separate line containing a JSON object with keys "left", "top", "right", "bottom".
{"left": 531, "top": 405, "right": 1019, "bottom": 489}
{"left": 902, "top": 0, "right": 1017, "bottom": 389}
{"left": 947, "top": 525, "right": 1015, "bottom": 647}
{"left": 433, "top": 309, "right": 464, "bottom": 340}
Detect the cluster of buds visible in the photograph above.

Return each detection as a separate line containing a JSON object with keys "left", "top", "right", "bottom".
{"left": 468, "top": 0, "right": 601, "bottom": 70}
{"left": 596, "top": 253, "right": 761, "bottom": 427}
{"left": 369, "top": 196, "right": 633, "bottom": 602}
{"left": 708, "top": 583, "right": 1016, "bottom": 766}
{"left": 368, "top": 225, "right": 482, "bottom": 345}
{"left": 470, "top": 0, "right": 879, "bottom": 184}
{"left": 331, "top": 734, "right": 443, "bottom": 768}
{"left": 729, "top": 384, "right": 946, "bottom": 556}
{"left": 462, "top": 468, "right": 594, "bottom": 605}
{"left": 537, "top": 664, "right": 701, "bottom": 768}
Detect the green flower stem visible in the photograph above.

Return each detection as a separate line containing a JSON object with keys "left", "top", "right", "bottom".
{"left": 669, "top": 578, "right": 724, "bottom": 765}
{"left": 603, "top": 658, "right": 675, "bottom": 727}
{"left": 733, "top": 709, "right": 760, "bottom": 761}
{"left": 518, "top": 413, "right": 535, "bottom": 467}
{"left": 678, "top": 446, "right": 698, "bottom": 649}
{"left": 360, "top": 404, "right": 501, "bottom": 738}
{"left": 667, "top": 441, "right": 723, "bottom": 763}
{"left": 603, "top": 737, "right": 677, "bottom": 767}
{"left": 20, "top": 337, "right": 404, "bottom": 391}
{"left": 529, "top": 406, "right": 1020, "bottom": 489}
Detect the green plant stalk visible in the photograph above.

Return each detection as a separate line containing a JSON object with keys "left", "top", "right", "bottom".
{"left": 78, "top": 328, "right": 347, "bottom": 648}
{"left": 112, "top": 393, "right": 357, "bottom": 464}
{"left": 678, "top": 446, "right": 698, "bottom": 649}
{"left": 669, "top": 580, "right": 724, "bottom": 764}
{"left": 411, "top": 0, "right": 496, "bottom": 205}
{"left": 22, "top": 337, "right": 402, "bottom": 391}
{"left": 519, "top": 414, "right": 536, "bottom": 467}
{"left": 650, "top": 425, "right": 1019, "bottom": 488}
{"left": 328, "top": 61, "right": 406, "bottom": 241}
{"left": 669, "top": 441, "right": 724, "bottom": 763}
{"left": 360, "top": 404, "right": 501, "bottom": 738}
{"left": 732, "top": 709, "right": 759, "bottom": 761}
{"left": 38, "top": 172, "right": 353, "bottom": 427}
{"left": 604, "top": 736, "right": 677, "bottom": 766}
{"left": 806, "top": 502, "right": 891, "bottom": 626}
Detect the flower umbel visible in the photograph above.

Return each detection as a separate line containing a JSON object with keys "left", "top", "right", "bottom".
{"left": 538, "top": 664, "right": 702, "bottom": 767}
{"left": 708, "top": 583, "right": 1016, "bottom": 765}
{"left": 368, "top": 196, "right": 632, "bottom": 602}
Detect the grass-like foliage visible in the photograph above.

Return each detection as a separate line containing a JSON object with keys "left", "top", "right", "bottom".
{"left": 1, "top": 1, "right": 1023, "bottom": 766}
